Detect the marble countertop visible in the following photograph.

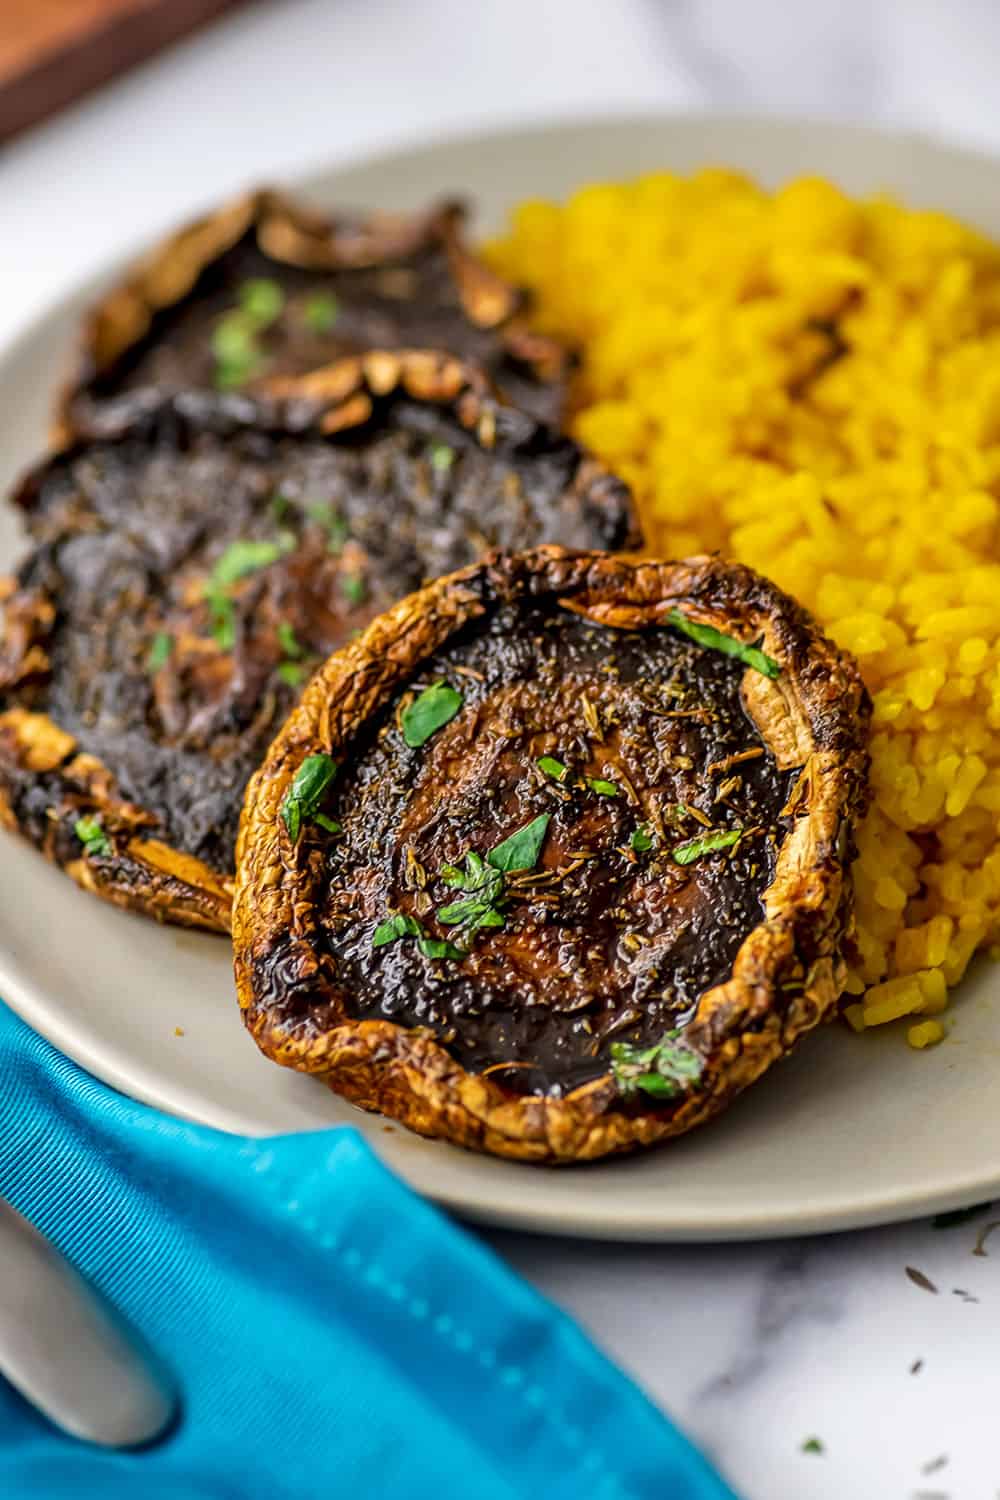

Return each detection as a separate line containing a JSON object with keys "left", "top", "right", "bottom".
{"left": 2, "top": 2, "right": 999, "bottom": 1495}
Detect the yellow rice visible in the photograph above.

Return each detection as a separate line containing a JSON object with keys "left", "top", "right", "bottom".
{"left": 486, "top": 170, "right": 1000, "bottom": 1042}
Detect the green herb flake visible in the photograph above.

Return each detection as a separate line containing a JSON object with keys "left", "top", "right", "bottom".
{"left": 306, "top": 502, "right": 349, "bottom": 554}
{"left": 610, "top": 1030, "right": 704, "bottom": 1100}
{"left": 630, "top": 824, "right": 654, "bottom": 853}
{"left": 239, "top": 278, "right": 285, "bottom": 325}
{"left": 672, "top": 828, "right": 742, "bottom": 865}
{"left": 417, "top": 936, "right": 467, "bottom": 961}
{"left": 437, "top": 896, "right": 493, "bottom": 926}
{"left": 214, "top": 358, "right": 260, "bottom": 391}
{"left": 277, "top": 661, "right": 306, "bottom": 688}
{"left": 429, "top": 443, "right": 455, "bottom": 473}
{"left": 341, "top": 574, "right": 367, "bottom": 608}
{"left": 211, "top": 314, "right": 257, "bottom": 364}
{"left": 801, "top": 1438, "right": 824, "bottom": 1456}
{"left": 211, "top": 280, "right": 283, "bottom": 389}
{"left": 537, "top": 756, "right": 567, "bottom": 781}
{"left": 587, "top": 777, "right": 620, "bottom": 797}
{"left": 372, "top": 912, "right": 423, "bottom": 948}
{"left": 211, "top": 314, "right": 264, "bottom": 389}
{"left": 280, "top": 753, "right": 339, "bottom": 843}
{"left": 205, "top": 539, "right": 291, "bottom": 649}
{"left": 277, "top": 621, "right": 303, "bottom": 659}
{"left": 146, "top": 631, "right": 173, "bottom": 673}
{"left": 439, "top": 851, "right": 500, "bottom": 896}
{"left": 488, "top": 813, "right": 550, "bottom": 874}
{"left": 314, "top": 813, "right": 340, "bottom": 835}
{"left": 303, "top": 291, "right": 339, "bottom": 333}
{"left": 74, "top": 815, "right": 110, "bottom": 858}
{"left": 212, "top": 539, "right": 285, "bottom": 588}
{"left": 219, "top": 365, "right": 257, "bottom": 392}
{"left": 437, "top": 898, "right": 505, "bottom": 937}
{"left": 430, "top": 848, "right": 508, "bottom": 946}
{"left": 209, "top": 597, "right": 236, "bottom": 650}
{"left": 401, "top": 681, "right": 463, "bottom": 748}
{"left": 371, "top": 913, "right": 464, "bottom": 963}
{"left": 270, "top": 492, "right": 291, "bottom": 523}
{"left": 667, "top": 607, "right": 780, "bottom": 679}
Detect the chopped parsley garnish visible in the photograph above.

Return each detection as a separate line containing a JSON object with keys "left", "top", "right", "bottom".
{"left": 74, "top": 815, "right": 110, "bottom": 858}
{"left": 277, "top": 661, "right": 306, "bottom": 688}
{"left": 205, "top": 537, "right": 292, "bottom": 649}
{"left": 666, "top": 607, "right": 780, "bottom": 679}
{"left": 280, "top": 753, "right": 339, "bottom": 843}
{"left": 270, "top": 492, "right": 291, "bottom": 523}
{"left": 277, "top": 621, "right": 303, "bottom": 659}
{"left": 437, "top": 854, "right": 502, "bottom": 904}
{"left": 437, "top": 880, "right": 505, "bottom": 937}
{"left": 373, "top": 912, "right": 423, "bottom": 947}
{"left": 487, "top": 813, "right": 550, "bottom": 874}
{"left": 672, "top": 828, "right": 742, "bottom": 865}
{"left": 536, "top": 758, "right": 618, "bottom": 797}
{"left": 801, "top": 1438, "right": 824, "bottom": 1456}
{"left": 610, "top": 1030, "right": 704, "bottom": 1100}
{"left": 416, "top": 936, "right": 466, "bottom": 961}
{"left": 146, "top": 631, "right": 173, "bottom": 673}
{"left": 209, "top": 601, "right": 236, "bottom": 652}
{"left": 630, "top": 824, "right": 654, "bottom": 853}
{"left": 433, "top": 850, "right": 506, "bottom": 943}
{"left": 437, "top": 899, "right": 505, "bottom": 929}
{"left": 239, "top": 278, "right": 285, "bottom": 324}
{"left": 306, "top": 501, "right": 349, "bottom": 554}
{"left": 441, "top": 850, "right": 492, "bottom": 889}
{"left": 376, "top": 816, "right": 552, "bottom": 965}
{"left": 212, "top": 317, "right": 262, "bottom": 388}
{"left": 371, "top": 912, "right": 463, "bottom": 962}
{"left": 212, "top": 279, "right": 285, "bottom": 389}
{"left": 303, "top": 291, "right": 339, "bottom": 333}
{"left": 212, "top": 539, "right": 287, "bottom": 587}
{"left": 341, "top": 573, "right": 367, "bottom": 608}
{"left": 401, "top": 681, "right": 463, "bottom": 748}
{"left": 429, "top": 443, "right": 455, "bottom": 472}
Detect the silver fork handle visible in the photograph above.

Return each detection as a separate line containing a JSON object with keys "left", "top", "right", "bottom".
{"left": 0, "top": 1196, "right": 176, "bottom": 1447}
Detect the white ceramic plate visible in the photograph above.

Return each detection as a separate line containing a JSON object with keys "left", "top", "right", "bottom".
{"left": 2, "top": 115, "right": 999, "bottom": 1242}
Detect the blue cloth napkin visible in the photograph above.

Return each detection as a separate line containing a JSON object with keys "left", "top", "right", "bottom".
{"left": 0, "top": 1002, "right": 737, "bottom": 1499}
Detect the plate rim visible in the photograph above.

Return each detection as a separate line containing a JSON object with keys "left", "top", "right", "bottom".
{"left": 3, "top": 108, "right": 1000, "bottom": 1241}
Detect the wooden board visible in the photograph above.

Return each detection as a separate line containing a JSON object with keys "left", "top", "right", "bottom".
{"left": 0, "top": 0, "right": 248, "bottom": 143}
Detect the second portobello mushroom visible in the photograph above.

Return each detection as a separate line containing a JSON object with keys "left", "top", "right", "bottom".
{"left": 0, "top": 355, "right": 636, "bottom": 932}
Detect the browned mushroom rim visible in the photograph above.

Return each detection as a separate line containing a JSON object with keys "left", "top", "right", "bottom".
{"left": 233, "top": 548, "right": 870, "bottom": 1158}
{"left": 59, "top": 187, "right": 570, "bottom": 441}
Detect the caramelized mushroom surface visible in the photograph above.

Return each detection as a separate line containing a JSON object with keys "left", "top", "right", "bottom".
{"left": 234, "top": 547, "right": 871, "bottom": 1162}
{"left": 0, "top": 361, "right": 634, "bottom": 931}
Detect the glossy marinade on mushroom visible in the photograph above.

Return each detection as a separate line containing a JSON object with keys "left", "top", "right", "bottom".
{"left": 233, "top": 547, "right": 871, "bottom": 1163}
{"left": 59, "top": 189, "right": 569, "bottom": 440}
{"left": 0, "top": 357, "right": 636, "bottom": 932}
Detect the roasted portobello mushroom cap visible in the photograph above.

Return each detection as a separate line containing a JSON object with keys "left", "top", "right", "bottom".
{"left": 0, "top": 355, "right": 635, "bottom": 932}
{"left": 59, "top": 189, "right": 570, "bottom": 439}
{"left": 233, "top": 546, "right": 871, "bottom": 1163}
